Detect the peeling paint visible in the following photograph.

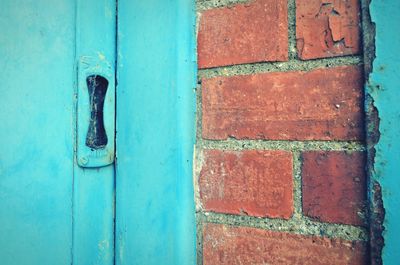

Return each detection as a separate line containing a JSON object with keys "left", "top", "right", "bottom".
{"left": 296, "top": 0, "right": 361, "bottom": 59}
{"left": 366, "top": 0, "right": 400, "bottom": 264}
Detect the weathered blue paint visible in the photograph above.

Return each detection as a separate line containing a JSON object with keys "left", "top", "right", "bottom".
{"left": 73, "top": 0, "right": 116, "bottom": 264}
{"left": 369, "top": 1, "right": 400, "bottom": 264}
{"left": 0, "top": 1, "right": 75, "bottom": 264}
{"left": 116, "top": 0, "right": 197, "bottom": 264}
{"left": 1, "top": 1, "right": 196, "bottom": 264}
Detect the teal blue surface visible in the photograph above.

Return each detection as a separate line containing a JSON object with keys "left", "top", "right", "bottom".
{"left": 369, "top": 1, "right": 400, "bottom": 264}
{"left": 116, "top": 0, "right": 197, "bottom": 264}
{"left": 0, "top": 1, "right": 196, "bottom": 264}
{"left": 0, "top": 1, "right": 75, "bottom": 264}
{"left": 73, "top": 1, "right": 116, "bottom": 264}
{"left": 76, "top": 0, "right": 116, "bottom": 169}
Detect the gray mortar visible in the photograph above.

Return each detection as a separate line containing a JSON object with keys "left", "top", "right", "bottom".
{"left": 201, "top": 139, "right": 365, "bottom": 152}
{"left": 293, "top": 151, "right": 303, "bottom": 218}
{"left": 194, "top": 80, "right": 205, "bottom": 265}
{"left": 198, "top": 56, "right": 363, "bottom": 79}
{"left": 288, "top": 0, "right": 297, "bottom": 60}
{"left": 196, "top": 213, "right": 204, "bottom": 265}
{"left": 199, "top": 211, "right": 368, "bottom": 242}
{"left": 195, "top": 83, "right": 203, "bottom": 147}
{"left": 197, "top": 0, "right": 251, "bottom": 11}
{"left": 194, "top": 82, "right": 204, "bottom": 213}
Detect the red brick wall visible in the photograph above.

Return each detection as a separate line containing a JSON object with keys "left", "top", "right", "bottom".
{"left": 195, "top": 0, "right": 368, "bottom": 264}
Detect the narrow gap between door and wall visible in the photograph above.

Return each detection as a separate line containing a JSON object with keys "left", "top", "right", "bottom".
{"left": 113, "top": 1, "right": 119, "bottom": 265}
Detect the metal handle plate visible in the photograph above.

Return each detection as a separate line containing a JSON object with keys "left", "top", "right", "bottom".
{"left": 76, "top": 55, "right": 115, "bottom": 168}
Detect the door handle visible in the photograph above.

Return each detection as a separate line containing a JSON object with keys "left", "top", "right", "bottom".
{"left": 86, "top": 74, "right": 108, "bottom": 150}
{"left": 76, "top": 55, "right": 115, "bottom": 168}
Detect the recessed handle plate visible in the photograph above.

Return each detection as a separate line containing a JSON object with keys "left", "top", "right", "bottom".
{"left": 77, "top": 55, "right": 115, "bottom": 168}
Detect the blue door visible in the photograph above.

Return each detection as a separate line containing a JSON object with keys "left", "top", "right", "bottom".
{"left": 0, "top": 1, "right": 196, "bottom": 264}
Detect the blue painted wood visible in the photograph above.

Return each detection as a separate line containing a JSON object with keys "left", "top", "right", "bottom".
{"left": 116, "top": 0, "right": 197, "bottom": 264}
{"left": 0, "top": 1, "right": 75, "bottom": 264}
{"left": 73, "top": 0, "right": 116, "bottom": 264}
{"left": 76, "top": 2, "right": 116, "bottom": 169}
{"left": 369, "top": 1, "right": 400, "bottom": 264}
{"left": 1, "top": 2, "right": 196, "bottom": 264}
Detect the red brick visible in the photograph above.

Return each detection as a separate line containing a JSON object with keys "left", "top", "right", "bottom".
{"left": 302, "top": 151, "right": 367, "bottom": 226}
{"left": 199, "top": 149, "right": 293, "bottom": 219}
{"left": 296, "top": 0, "right": 361, "bottom": 60}
{"left": 203, "top": 223, "right": 367, "bottom": 265}
{"left": 202, "top": 65, "right": 364, "bottom": 140}
{"left": 198, "top": 0, "right": 288, "bottom": 69}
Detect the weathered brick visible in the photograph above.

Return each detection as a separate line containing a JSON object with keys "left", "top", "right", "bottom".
{"left": 296, "top": 0, "right": 361, "bottom": 60}
{"left": 302, "top": 151, "right": 367, "bottom": 226}
{"left": 199, "top": 149, "right": 293, "bottom": 219}
{"left": 203, "top": 224, "right": 367, "bottom": 265}
{"left": 198, "top": 0, "right": 288, "bottom": 68}
{"left": 202, "top": 65, "right": 364, "bottom": 141}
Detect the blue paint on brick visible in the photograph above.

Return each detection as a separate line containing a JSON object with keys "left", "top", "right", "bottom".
{"left": 369, "top": 1, "right": 400, "bottom": 264}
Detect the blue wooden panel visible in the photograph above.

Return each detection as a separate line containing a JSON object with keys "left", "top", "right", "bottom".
{"left": 369, "top": 1, "right": 400, "bottom": 264}
{"left": 76, "top": 1, "right": 116, "bottom": 169}
{"left": 0, "top": 1, "right": 75, "bottom": 264}
{"left": 116, "top": 0, "right": 197, "bottom": 264}
{"left": 73, "top": 0, "right": 116, "bottom": 264}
